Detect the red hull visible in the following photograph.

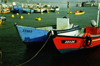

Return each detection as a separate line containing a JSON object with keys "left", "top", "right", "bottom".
{"left": 53, "top": 36, "right": 100, "bottom": 53}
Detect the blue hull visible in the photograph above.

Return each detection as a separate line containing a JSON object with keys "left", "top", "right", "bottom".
{"left": 15, "top": 25, "right": 79, "bottom": 45}
{"left": 13, "top": 5, "right": 23, "bottom": 13}
{"left": 15, "top": 25, "right": 52, "bottom": 43}
{"left": 23, "top": 8, "right": 34, "bottom": 13}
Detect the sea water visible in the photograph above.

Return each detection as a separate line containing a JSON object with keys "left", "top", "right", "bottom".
{"left": 0, "top": 1, "right": 100, "bottom": 66}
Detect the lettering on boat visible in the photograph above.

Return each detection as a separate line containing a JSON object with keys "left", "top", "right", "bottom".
{"left": 61, "top": 40, "right": 76, "bottom": 43}
{"left": 22, "top": 29, "right": 32, "bottom": 33}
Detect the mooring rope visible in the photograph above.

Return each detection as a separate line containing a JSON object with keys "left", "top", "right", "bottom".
{"left": 15, "top": 33, "right": 52, "bottom": 66}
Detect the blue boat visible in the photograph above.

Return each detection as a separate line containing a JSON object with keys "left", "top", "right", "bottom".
{"left": 15, "top": 18, "right": 79, "bottom": 45}
{"left": 15, "top": 25, "right": 52, "bottom": 43}
{"left": 23, "top": 8, "right": 34, "bottom": 13}
{"left": 13, "top": 5, "right": 23, "bottom": 13}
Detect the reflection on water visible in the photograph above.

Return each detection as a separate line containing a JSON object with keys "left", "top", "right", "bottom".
{"left": 23, "top": 40, "right": 100, "bottom": 66}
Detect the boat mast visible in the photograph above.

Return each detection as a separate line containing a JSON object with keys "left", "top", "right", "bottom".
{"left": 67, "top": 1, "right": 69, "bottom": 18}
{"left": 97, "top": 3, "right": 100, "bottom": 27}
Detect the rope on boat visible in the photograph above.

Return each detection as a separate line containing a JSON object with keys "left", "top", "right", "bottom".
{"left": 15, "top": 32, "right": 52, "bottom": 66}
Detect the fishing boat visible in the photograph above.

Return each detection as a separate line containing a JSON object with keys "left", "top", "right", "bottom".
{"left": 52, "top": 3, "right": 100, "bottom": 53}
{"left": 15, "top": 17, "right": 79, "bottom": 44}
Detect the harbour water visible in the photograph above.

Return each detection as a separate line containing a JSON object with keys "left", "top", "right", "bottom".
{"left": 0, "top": 1, "right": 100, "bottom": 66}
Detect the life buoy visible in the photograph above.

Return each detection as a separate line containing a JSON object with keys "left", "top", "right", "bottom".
{"left": 82, "top": 33, "right": 91, "bottom": 37}
{"left": 82, "top": 33, "right": 92, "bottom": 47}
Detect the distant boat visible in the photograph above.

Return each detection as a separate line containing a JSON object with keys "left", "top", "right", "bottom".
{"left": 23, "top": 8, "right": 34, "bottom": 13}
{"left": 75, "top": 10, "right": 85, "bottom": 15}
{"left": 12, "top": 5, "right": 23, "bottom": 13}
{"left": 75, "top": 11, "right": 85, "bottom": 15}
{"left": 76, "top": 0, "right": 82, "bottom": 7}
{"left": 82, "top": 0, "right": 99, "bottom": 7}
{"left": 50, "top": 6, "right": 60, "bottom": 12}
{"left": 33, "top": 7, "right": 48, "bottom": 13}
{"left": 0, "top": 8, "right": 10, "bottom": 14}
{"left": 15, "top": 18, "right": 79, "bottom": 45}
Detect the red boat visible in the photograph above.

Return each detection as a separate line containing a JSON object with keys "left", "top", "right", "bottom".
{"left": 52, "top": 3, "right": 100, "bottom": 53}
{"left": 52, "top": 26, "right": 100, "bottom": 53}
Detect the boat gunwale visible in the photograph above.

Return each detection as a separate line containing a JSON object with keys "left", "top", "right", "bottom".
{"left": 53, "top": 27, "right": 100, "bottom": 38}
{"left": 54, "top": 35, "right": 100, "bottom": 38}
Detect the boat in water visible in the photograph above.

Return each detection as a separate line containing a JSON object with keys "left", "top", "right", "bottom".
{"left": 15, "top": 18, "right": 79, "bottom": 45}
{"left": 52, "top": 26, "right": 100, "bottom": 53}
{"left": 52, "top": 3, "right": 100, "bottom": 53}
{"left": 23, "top": 8, "right": 34, "bottom": 13}
{"left": 75, "top": 10, "right": 85, "bottom": 15}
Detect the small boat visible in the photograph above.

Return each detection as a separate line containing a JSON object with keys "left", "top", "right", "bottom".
{"left": 76, "top": 2, "right": 82, "bottom": 7}
{"left": 0, "top": 16, "right": 6, "bottom": 21}
{"left": 50, "top": 6, "right": 60, "bottom": 12}
{"left": 15, "top": 18, "right": 79, "bottom": 44}
{"left": 75, "top": 11, "right": 85, "bottom": 15}
{"left": 23, "top": 8, "right": 34, "bottom": 13}
{"left": 0, "top": 1, "right": 6, "bottom": 24}
{"left": 0, "top": 8, "right": 10, "bottom": 14}
{"left": 52, "top": 3, "right": 100, "bottom": 53}
{"left": 13, "top": 5, "right": 23, "bottom": 13}
{"left": 34, "top": 7, "right": 48, "bottom": 13}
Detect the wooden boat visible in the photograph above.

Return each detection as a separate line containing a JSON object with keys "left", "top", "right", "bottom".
{"left": 15, "top": 18, "right": 79, "bottom": 44}
{"left": 75, "top": 11, "right": 85, "bottom": 15}
{"left": 52, "top": 26, "right": 100, "bottom": 53}
{"left": 52, "top": 3, "right": 100, "bottom": 53}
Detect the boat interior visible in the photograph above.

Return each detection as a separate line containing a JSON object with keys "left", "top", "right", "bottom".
{"left": 36, "top": 18, "right": 77, "bottom": 31}
{"left": 58, "top": 26, "right": 100, "bottom": 37}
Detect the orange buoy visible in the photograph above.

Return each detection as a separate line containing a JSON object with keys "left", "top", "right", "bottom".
{"left": 82, "top": 33, "right": 91, "bottom": 37}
